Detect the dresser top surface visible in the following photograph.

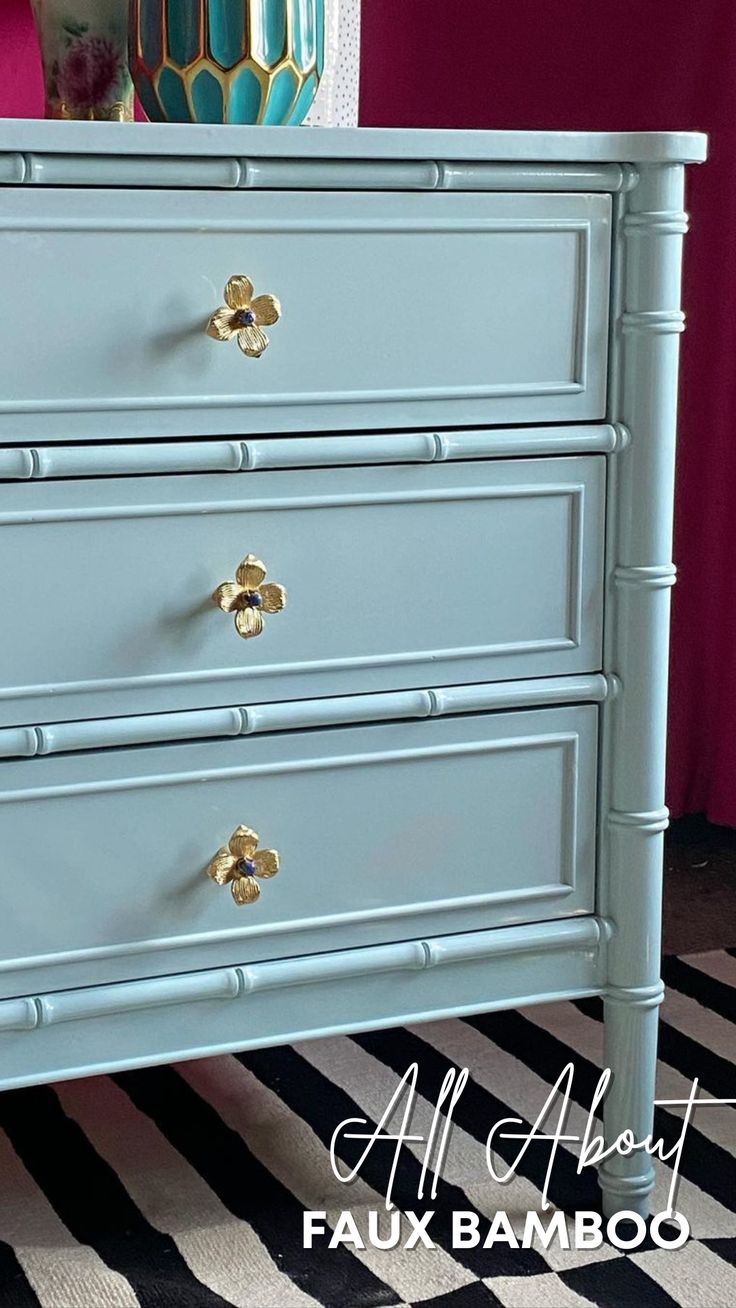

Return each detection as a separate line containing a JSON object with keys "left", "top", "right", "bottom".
{"left": 0, "top": 120, "right": 707, "bottom": 164}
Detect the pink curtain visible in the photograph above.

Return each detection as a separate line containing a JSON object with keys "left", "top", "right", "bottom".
{"left": 0, "top": 0, "right": 42, "bottom": 116}
{"left": 361, "top": 0, "right": 736, "bottom": 825}
{"left": 1, "top": 0, "right": 734, "bottom": 822}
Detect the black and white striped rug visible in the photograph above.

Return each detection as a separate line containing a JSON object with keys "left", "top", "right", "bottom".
{"left": 0, "top": 949, "right": 735, "bottom": 1308}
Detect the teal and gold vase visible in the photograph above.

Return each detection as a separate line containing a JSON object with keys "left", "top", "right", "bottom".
{"left": 129, "top": 0, "right": 324, "bottom": 124}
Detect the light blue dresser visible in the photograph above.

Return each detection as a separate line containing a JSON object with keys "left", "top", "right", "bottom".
{"left": 0, "top": 122, "right": 706, "bottom": 1217}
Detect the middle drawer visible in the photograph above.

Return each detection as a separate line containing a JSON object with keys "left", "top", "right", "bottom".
{"left": 0, "top": 456, "right": 605, "bottom": 726}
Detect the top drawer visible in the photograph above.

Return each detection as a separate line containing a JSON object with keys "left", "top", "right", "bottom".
{"left": 0, "top": 189, "right": 611, "bottom": 441}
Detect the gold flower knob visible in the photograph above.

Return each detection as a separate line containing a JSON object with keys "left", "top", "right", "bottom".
{"left": 206, "top": 275, "right": 281, "bottom": 357}
{"left": 212, "top": 554, "right": 287, "bottom": 639}
{"left": 206, "top": 826, "right": 280, "bottom": 906}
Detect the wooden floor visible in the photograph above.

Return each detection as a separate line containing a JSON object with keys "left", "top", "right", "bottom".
{"left": 664, "top": 815, "right": 736, "bottom": 952}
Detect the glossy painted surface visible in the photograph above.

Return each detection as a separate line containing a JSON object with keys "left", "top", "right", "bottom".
{"left": 0, "top": 151, "right": 634, "bottom": 191}
{"left": 0, "top": 189, "right": 611, "bottom": 441}
{"left": 0, "top": 706, "right": 598, "bottom": 996}
{"left": 0, "top": 458, "right": 605, "bottom": 726}
{"left": 0, "top": 120, "right": 708, "bottom": 162}
{"left": 596, "top": 162, "right": 689, "bottom": 1218}
{"left": 0, "top": 675, "right": 608, "bottom": 760}
{"left": 0, "top": 424, "right": 619, "bottom": 479}
{"left": 0, "top": 918, "right": 608, "bottom": 1091}
{"left": 0, "top": 125, "right": 702, "bottom": 1226}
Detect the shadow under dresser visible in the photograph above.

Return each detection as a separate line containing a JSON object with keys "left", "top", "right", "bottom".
{"left": 0, "top": 121, "right": 706, "bottom": 1219}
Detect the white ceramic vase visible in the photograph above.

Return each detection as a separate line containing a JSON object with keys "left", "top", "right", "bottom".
{"left": 305, "top": 0, "right": 360, "bottom": 127}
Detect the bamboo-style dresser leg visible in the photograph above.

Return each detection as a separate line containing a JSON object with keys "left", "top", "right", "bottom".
{"left": 598, "top": 160, "right": 689, "bottom": 1218}
{"left": 600, "top": 983, "right": 664, "bottom": 1218}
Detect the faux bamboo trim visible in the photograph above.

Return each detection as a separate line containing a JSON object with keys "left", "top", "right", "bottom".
{"left": 0, "top": 917, "right": 605, "bottom": 1033}
{"left": 0, "top": 674, "right": 608, "bottom": 759}
{"left": 0, "top": 153, "right": 633, "bottom": 193}
{"left": 0, "top": 425, "right": 618, "bottom": 481}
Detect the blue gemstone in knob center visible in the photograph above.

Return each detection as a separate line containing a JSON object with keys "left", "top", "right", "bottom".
{"left": 238, "top": 309, "right": 256, "bottom": 326}
{"left": 246, "top": 591, "right": 263, "bottom": 608}
{"left": 238, "top": 858, "right": 257, "bottom": 877}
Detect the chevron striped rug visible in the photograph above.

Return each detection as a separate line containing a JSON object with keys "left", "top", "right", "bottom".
{"left": 0, "top": 950, "right": 734, "bottom": 1308}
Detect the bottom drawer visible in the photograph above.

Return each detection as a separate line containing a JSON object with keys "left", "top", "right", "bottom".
{"left": 0, "top": 704, "right": 598, "bottom": 995}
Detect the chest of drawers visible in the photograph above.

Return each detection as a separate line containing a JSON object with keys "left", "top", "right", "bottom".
{"left": 0, "top": 121, "right": 706, "bottom": 1218}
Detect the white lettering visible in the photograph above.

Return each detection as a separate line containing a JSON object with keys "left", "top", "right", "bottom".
{"left": 650, "top": 1210, "right": 690, "bottom": 1248}
{"left": 328, "top": 1211, "right": 365, "bottom": 1250}
{"left": 367, "top": 1210, "right": 402, "bottom": 1249}
{"left": 483, "top": 1211, "right": 519, "bottom": 1249}
{"left": 453, "top": 1211, "right": 480, "bottom": 1247}
{"left": 486, "top": 1063, "right": 578, "bottom": 1209}
{"left": 404, "top": 1210, "right": 436, "bottom": 1249}
{"left": 607, "top": 1211, "right": 647, "bottom": 1250}
{"left": 303, "top": 1211, "right": 327, "bottom": 1248}
{"left": 330, "top": 1062, "right": 422, "bottom": 1210}
{"left": 575, "top": 1211, "right": 603, "bottom": 1248}
{"left": 524, "top": 1210, "right": 570, "bottom": 1249}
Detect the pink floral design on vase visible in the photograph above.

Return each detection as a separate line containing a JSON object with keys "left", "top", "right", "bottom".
{"left": 30, "top": 0, "right": 133, "bottom": 120}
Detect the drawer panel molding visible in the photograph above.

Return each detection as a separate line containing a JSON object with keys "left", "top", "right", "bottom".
{"left": 0, "top": 190, "right": 611, "bottom": 440}
{"left": 0, "top": 706, "right": 598, "bottom": 994}
{"left": 0, "top": 458, "right": 605, "bottom": 725}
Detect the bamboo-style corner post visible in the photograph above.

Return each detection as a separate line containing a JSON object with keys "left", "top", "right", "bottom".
{"left": 599, "top": 162, "right": 689, "bottom": 1218}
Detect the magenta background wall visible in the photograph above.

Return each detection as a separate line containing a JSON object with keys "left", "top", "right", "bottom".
{"left": 1, "top": 0, "right": 42, "bottom": 116}
{"left": 358, "top": 1, "right": 735, "bottom": 826}
{"left": 1, "top": 1, "right": 733, "bottom": 824}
